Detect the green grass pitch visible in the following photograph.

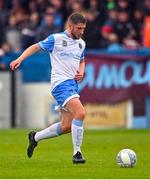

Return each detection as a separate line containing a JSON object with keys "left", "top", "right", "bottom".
{"left": 0, "top": 128, "right": 150, "bottom": 179}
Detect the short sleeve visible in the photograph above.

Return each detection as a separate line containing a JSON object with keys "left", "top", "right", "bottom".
{"left": 80, "top": 48, "right": 85, "bottom": 61}
{"left": 38, "top": 35, "right": 55, "bottom": 52}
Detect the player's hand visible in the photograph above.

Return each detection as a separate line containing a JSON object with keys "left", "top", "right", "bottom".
{"left": 10, "top": 59, "right": 21, "bottom": 71}
{"left": 75, "top": 70, "right": 84, "bottom": 82}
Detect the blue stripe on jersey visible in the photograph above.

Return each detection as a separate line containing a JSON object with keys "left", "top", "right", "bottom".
{"left": 80, "top": 49, "right": 85, "bottom": 60}
{"left": 38, "top": 34, "right": 55, "bottom": 52}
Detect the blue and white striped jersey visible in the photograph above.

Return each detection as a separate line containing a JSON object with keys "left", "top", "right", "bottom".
{"left": 38, "top": 31, "right": 86, "bottom": 90}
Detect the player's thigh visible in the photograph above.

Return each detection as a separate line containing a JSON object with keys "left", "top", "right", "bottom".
{"left": 65, "top": 98, "right": 86, "bottom": 119}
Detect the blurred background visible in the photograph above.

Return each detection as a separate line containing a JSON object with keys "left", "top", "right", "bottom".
{"left": 1, "top": 0, "right": 150, "bottom": 129}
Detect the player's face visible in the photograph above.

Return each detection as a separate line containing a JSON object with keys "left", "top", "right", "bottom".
{"left": 71, "top": 23, "right": 86, "bottom": 39}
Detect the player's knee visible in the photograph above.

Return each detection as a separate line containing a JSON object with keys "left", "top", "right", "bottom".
{"left": 75, "top": 108, "right": 86, "bottom": 120}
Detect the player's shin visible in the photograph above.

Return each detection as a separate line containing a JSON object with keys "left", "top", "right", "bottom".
{"left": 71, "top": 119, "right": 84, "bottom": 155}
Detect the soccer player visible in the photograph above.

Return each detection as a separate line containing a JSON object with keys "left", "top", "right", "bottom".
{"left": 10, "top": 12, "right": 87, "bottom": 164}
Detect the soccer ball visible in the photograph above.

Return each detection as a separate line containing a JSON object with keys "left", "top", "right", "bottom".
{"left": 116, "top": 149, "right": 137, "bottom": 168}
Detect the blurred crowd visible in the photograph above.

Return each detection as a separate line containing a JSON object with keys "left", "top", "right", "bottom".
{"left": 1, "top": 0, "right": 150, "bottom": 56}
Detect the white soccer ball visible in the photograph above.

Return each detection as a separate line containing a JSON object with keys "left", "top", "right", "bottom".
{"left": 116, "top": 149, "right": 137, "bottom": 168}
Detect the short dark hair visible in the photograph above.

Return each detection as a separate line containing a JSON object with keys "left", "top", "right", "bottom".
{"left": 68, "top": 12, "right": 87, "bottom": 24}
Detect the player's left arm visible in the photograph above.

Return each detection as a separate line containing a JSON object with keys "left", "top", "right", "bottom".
{"left": 75, "top": 60, "right": 85, "bottom": 82}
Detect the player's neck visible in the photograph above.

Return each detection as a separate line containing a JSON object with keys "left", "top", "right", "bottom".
{"left": 65, "top": 30, "right": 76, "bottom": 40}
{"left": 65, "top": 30, "right": 72, "bottom": 38}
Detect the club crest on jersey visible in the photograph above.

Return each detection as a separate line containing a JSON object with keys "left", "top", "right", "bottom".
{"left": 78, "top": 43, "right": 82, "bottom": 49}
{"left": 62, "top": 40, "right": 67, "bottom": 47}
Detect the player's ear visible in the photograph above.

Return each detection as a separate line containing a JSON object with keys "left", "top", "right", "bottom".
{"left": 67, "top": 21, "right": 73, "bottom": 30}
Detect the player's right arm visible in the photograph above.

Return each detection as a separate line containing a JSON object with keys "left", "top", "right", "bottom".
{"left": 10, "top": 43, "right": 41, "bottom": 71}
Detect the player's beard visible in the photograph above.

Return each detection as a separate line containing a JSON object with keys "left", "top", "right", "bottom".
{"left": 71, "top": 30, "right": 82, "bottom": 39}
